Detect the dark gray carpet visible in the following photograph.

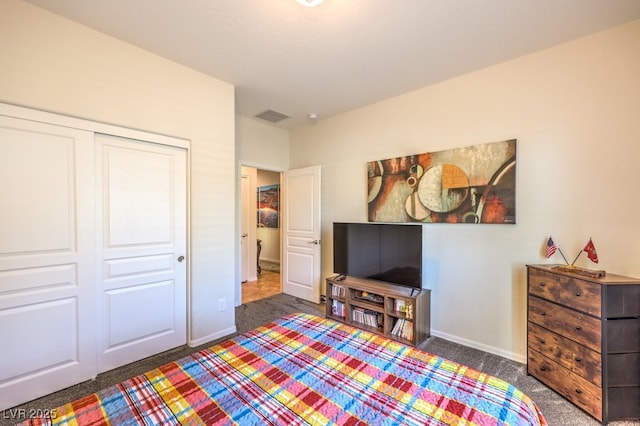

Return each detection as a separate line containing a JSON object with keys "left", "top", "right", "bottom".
{"left": 1, "top": 293, "right": 637, "bottom": 425}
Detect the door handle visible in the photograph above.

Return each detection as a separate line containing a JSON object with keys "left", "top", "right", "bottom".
{"left": 310, "top": 239, "right": 321, "bottom": 245}
{"left": 241, "top": 233, "right": 248, "bottom": 238}
{"left": 177, "top": 256, "right": 185, "bottom": 262}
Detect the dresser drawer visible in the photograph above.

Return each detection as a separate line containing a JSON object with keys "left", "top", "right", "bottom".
{"left": 528, "top": 268, "right": 601, "bottom": 317}
{"left": 607, "top": 318, "right": 640, "bottom": 352}
{"left": 608, "top": 353, "right": 640, "bottom": 386}
{"left": 528, "top": 296, "right": 601, "bottom": 352}
{"left": 608, "top": 387, "right": 640, "bottom": 420}
{"left": 527, "top": 322, "right": 601, "bottom": 386}
{"left": 606, "top": 285, "right": 640, "bottom": 317}
{"left": 528, "top": 348, "right": 602, "bottom": 422}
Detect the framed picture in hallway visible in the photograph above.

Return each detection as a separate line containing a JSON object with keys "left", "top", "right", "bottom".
{"left": 257, "top": 184, "right": 280, "bottom": 228}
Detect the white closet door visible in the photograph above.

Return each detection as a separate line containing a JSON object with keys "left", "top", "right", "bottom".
{"left": 96, "top": 134, "right": 187, "bottom": 373}
{"left": 0, "top": 117, "right": 96, "bottom": 410}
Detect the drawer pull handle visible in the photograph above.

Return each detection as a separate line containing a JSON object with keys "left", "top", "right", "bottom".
{"left": 540, "top": 366, "right": 547, "bottom": 371}
{"left": 541, "top": 311, "right": 546, "bottom": 316}
{"left": 575, "top": 389, "right": 582, "bottom": 394}
{"left": 575, "top": 291, "right": 582, "bottom": 297}
{"left": 540, "top": 282, "right": 546, "bottom": 287}
{"left": 540, "top": 339, "right": 546, "bottom": 344}
{"left": 575, "top": 326, "right": 582, "bottom": 331}
{"left": 575, "top": 357, "right": 582, "bottom": 362}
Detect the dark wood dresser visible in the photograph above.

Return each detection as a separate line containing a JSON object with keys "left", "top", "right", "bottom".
{"left": 526, "top": 264, "right": 640, "bottom": 424}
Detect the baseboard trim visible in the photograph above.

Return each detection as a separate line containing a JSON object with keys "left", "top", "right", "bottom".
{"left": 430, "top": 328, "right": 526, "bottom": 364}
{"left": 189, "top": 325, "right": 236, "bottom": 347}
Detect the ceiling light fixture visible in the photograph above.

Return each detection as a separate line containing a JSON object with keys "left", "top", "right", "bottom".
{"left": 296, "top": 0, "right": 324, "bottom": 7}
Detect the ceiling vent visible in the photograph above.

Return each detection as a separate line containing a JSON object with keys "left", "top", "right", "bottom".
{"left": 255, "top": 109, "right": 290, "bottom": 123}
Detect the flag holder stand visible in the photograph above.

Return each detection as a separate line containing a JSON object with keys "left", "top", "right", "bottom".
{"left": 552, "top": 264, "right": 606, "bottom": 278}
{"left": 545, "top": 237, "right": 602, "bottom": 277}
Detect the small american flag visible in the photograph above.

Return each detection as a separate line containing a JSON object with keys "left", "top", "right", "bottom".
{"left": 546, "top": 237, "right": 557, "bottom": 258}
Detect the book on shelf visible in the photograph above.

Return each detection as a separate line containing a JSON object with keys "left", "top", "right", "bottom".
{"left": 391, "top": 318, "right": 402, "bottom": 335}
{"left": 331, "top": 284, "right": 346, "bottom": 298}
{"left": 391, "top": 318, "right": 413, "bottom": 341}
{"left": 331, "top": 300, "right": 345, "bottom": 317}
{"left": 352, "top": 307, "right": 383, "bottom": 329}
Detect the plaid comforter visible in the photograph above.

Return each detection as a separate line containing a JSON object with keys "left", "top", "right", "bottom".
{"left": 22, "top": 313, "right": 546, "bottom": 425}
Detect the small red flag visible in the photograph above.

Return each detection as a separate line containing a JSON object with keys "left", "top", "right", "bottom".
{"left": 583, "top": 238, "right": 598, "bottom": 263}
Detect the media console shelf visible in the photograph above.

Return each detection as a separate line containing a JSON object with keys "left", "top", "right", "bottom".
{"left": 326, "top": 276, "right": 431, "bottom": 346}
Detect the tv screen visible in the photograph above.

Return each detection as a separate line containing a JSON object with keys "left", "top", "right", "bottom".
{"left": 333, "top": 222, "right": 423, "bottom": 289}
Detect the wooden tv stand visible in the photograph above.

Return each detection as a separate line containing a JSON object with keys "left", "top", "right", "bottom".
{"left": 325, "top": 276, "right": 430, "bottom": 346}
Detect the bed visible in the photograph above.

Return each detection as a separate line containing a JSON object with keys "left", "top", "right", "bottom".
{"left": 22, "top": 313, "right": 547, "bottom": 425}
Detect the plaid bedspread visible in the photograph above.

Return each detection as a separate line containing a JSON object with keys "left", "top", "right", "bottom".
{"left": 22, "top": 313, "right": 546, "bottom": 425}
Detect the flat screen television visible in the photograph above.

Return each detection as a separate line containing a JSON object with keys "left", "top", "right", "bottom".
{"left": 333, "top": 222, "right": 423, "bottom": 290}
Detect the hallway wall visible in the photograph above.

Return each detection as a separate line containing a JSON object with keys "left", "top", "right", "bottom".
{"left": 257, "top": 169, "right": 281, "bottom": 268}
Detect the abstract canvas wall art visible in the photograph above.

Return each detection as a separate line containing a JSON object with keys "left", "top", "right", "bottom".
{"left": 367, "top": 139, "right": 516, "bottom": 224}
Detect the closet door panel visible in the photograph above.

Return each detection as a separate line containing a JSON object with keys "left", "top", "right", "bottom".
{"left": 0, "top": 117, "right": 96, "bottom": 411}
{"left": 96, "top": 134, "right": 187, "bottom": 373}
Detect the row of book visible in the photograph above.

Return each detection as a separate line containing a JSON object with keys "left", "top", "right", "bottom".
{"left": 352, "top": 307, "right": 383, "bottom": 329}
{"left": 331, "top": 300, "right": 346, "bottom": 317}
{"left": 331, "top": 284, "right": 346, "bottom": 298}
{"left": 391, "top": 318, "right": 414, "bottom": 341}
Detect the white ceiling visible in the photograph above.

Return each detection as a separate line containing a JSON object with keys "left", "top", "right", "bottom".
{"left": 25, "top": 0, "right": 640, "bottom": 129}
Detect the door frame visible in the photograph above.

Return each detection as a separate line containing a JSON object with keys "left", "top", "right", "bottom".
{"left": 236, "top": 163, "right": 283, "bottom": 307}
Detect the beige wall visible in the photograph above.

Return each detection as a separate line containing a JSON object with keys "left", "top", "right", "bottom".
{"left": 0, "top": 0, "right": 237, "bottom": 345}
{"left": 237, "top": 116, "right": 290, "bottom": 171}
{"left": 5, "top": 0, "right": 638, "bottom": 363}
{"left": 290, "top": 20, "right": 640, "bottom": 361}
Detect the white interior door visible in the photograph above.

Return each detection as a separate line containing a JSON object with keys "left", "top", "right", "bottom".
{"left": 96, "top": 134, "right": 187, "bottom": 373}
{"left": 241, "top": 174, "right": 250, "bottom": 283}
{"left": 282, "top": 166, "right": 321, "bottom": 303}
{"left": 0, "top": 117, "right": 96, "bottom": 410}
{"left": 239, "top": 167, "right": 257, "bottom": 292}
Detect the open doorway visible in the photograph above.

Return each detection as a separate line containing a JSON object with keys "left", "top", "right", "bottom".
{"left": 240, "top": 166, "right": 282, "bottom": 304}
